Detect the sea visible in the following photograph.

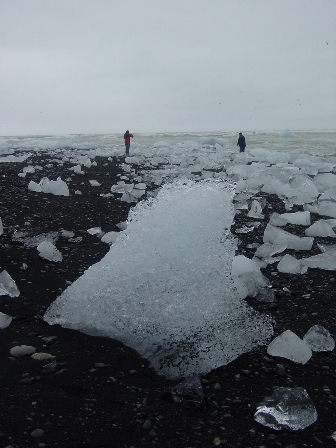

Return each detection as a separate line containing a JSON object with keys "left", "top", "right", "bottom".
{"left": 0, "top": 130, "right": 335, "bottom": 158}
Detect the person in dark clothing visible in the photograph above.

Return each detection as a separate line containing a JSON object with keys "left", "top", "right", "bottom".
{"left": 237, "top": 132, "right": 246, "bottom": 152}
{"left": 124, "top": 130, "right": 134, "bottom": 155}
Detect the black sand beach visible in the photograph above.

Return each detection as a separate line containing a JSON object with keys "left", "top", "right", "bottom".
{"left": 0, "top": 154, "right": 336, "bottom": 448}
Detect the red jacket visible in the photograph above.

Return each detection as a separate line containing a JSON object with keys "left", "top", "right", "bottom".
{"left": 124, "top": 133, "right": 133, "bottom": 144}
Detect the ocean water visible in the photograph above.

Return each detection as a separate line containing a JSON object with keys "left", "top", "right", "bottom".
{"left": 1, "top": 130, "right": 335, "bottom": 157}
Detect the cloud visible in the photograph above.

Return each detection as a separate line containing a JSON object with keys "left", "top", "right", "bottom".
{"left": 1, "top": 0, "right": 335, "bottom": 134}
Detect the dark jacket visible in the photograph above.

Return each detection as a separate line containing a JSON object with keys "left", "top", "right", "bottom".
{"left": 237, "top": 135, "right": 246, "bottom": 148}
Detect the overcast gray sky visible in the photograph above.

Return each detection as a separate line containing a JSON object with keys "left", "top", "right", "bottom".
{"left": 1, "top": 0, "right": 335, "bottom": 136}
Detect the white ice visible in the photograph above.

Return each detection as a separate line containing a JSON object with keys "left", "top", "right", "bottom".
{"left": 279, "top": 211, "right": 311, "bottom": 226}
{"left": 0, "top": 270, "right": 20, "bottom": 297}
{"left": 267, "top": 330, "right": 312, "bottom": 364}
{"left": 37, "top": 241, "right": 63, "bottom": 262}
{"left": 263, "top": 224, "right": 314, "bottom": 251}
{"left": 305, "top": 220, "right": 336, "bottom": 237}
{"left": 28, "top": 177, "right": 69, "bottom": 196}
{"left": 277, "top": 254, "right": 308, "bottom": 274}
{"left": 44, "top": 180, "right": 273, "bottom": 379}
{"left": 247, "top": 200, "right": 264, "bottom": 219}
{"left": 301, "top": 249, "right": 336, "bottom": 270}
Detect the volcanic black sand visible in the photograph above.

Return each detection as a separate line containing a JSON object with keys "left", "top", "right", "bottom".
{"left": 0, "top": 153, "right": 335, "bottom": 448}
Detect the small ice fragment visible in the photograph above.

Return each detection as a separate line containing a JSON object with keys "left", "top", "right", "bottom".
{"left": 0, "top": 312, "right": 12, "bottom": 329}
{"left": 37, "top": 241, "right": 63, "bottom": 262}
{"left": 10, "top": 345, "right": 36, "bottom": 357}
{"left": 0, "top": 217, "right": 3, "bottom": 235}
{"left": 254, "top": 243, "right": 286, "bottom": 259}
{"left": 116, "top": 221, "right": 127, "bottom": 231}
{"left": 87, "top": 227, "right": 103, "bottom": 236}
{"left": 269, "top": 213, "right": 288, "bottom": 227}
{"left": 277, "top": 254, "right": 308, "bottom": 274}
{"left": 61, "top": 230, "right": 75, "bottom": 239}
{"left": 263, "top": 224, "right": 314, "bottom": 251}
{"left": 303, "top": 325, "right": 335, "bottom": 352}
{"left": 89, "top": 180, "right": 100, "bottom": 186}
{"left": 267, "top": 330, "right": 312, "bottom": 364}
{"left": 305, "top": 220, "right": 336, "bottom": 237}
{"left": 301, "top": 250, "right": 336, "bottom": 270}
{"left": 100, "top": 231, "right": 119, "bottom": 245}
{"left": 231, "top": 255, "right": 260, "bottom": 277}
{"left": 28, "top": 180, "right": 42, "bottom": 192}
{"left": 0, "top": 270, "right": 20, "bottom": 297}
{"left": 254, "top": 387, "right": 317, "bottom": 431}
{"left": 279, "top": 211, "right": 311, "bottom": 226}
{"left": 247, "top": 200, "right": 264, "bottom": 219}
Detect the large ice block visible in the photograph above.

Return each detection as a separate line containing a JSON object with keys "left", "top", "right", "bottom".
{"left": 263, "top": 224, "right": 314, "bottom": 251}
{"left": 44, "top": 180, "right": 273, "bottom": 379}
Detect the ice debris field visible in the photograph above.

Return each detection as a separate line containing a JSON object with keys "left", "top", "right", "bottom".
{"left": 0, "top": 132, "right": 335, "bottom": 381}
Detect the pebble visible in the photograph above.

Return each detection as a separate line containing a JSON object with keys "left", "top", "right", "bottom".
{"left": 31, "top": 428, "right": 44, "bottom": 437}
{"left": 142, "top": 420, "right": 151, "bottom": 430}
{"left": 214, "top": 383, "right": 221, "bottom": 390}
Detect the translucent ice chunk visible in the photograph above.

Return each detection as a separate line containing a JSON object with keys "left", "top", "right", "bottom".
{"left": 44, "top": 180, "right": 273, "bottom": 379}
{"left": 237, "top": 271, "right": 275, "bottom": 302}
{"left": 303, "top": 325, "right": 335, "bottom": 352}
{"left": 279, "top": 211, "right": 311, "bottom": 226}
{"left": 247, "top": 200, "right": 264, "bottom": 219}
{"left": 0, "top": 311, "right": 12, "bottom": 329}
{"left": 37, "top": 241, "right": 63, "bottom": 262}
{"left": 231, "top": 255, "right": 260, "bottom": 277}
{"left": 40, "top": 177, "right": 69, "bottom": 196}
{"left": 100, "top": 231, "right": 119, "bottom": 245}
{"left": 267, "top": 330, "right": 312, "bottom": 364}
{"left": 318, "top": 187, "right": 336, "bottom": 202}
{"left": 254, "top": 387, "right": 317, "bottom": 431}
{"left": 269, "top": 213, "right": 288, "bottom": 227}
{"left": 301, "top": 250, "right": 336, "bottom": 270}
{"left": 89, "top": 180, "right": 100, "bottom": 186}
{"left": 304, "top": 201, "right": 336, "bottom": 218}
{"left": 263, "top": 224, "right": 314, "bottom": 251}
{"left": 313, "top": 173, "right": 336, "bottom": 193}
{"left": 283, "top": 175, "right": 319, "bottom": 204}
{"left": 305, "top": 220, "right": 336, "bottom": 237}
{"left": 277, "top": 254, "right": 308, "bottom": 274}
{"left": 254, "top": 244, "right": 287, "bottom": 259}
{"left": 0, "top": 270, "right": 20, "bottom": 297}
{"left": 12, "top": 230, "right": 58, "bottom": 248}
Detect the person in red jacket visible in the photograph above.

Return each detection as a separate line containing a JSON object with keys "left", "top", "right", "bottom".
{"left": 124, "top": 130, "right": 134, "bottom": 156}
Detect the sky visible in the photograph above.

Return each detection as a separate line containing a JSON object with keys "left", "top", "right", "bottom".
{"left": 1, "top": 0, "right": 335, "bottom": 136}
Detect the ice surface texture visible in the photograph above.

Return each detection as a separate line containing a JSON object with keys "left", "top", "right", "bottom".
{"left": 255, "top": 387, "right": 317, "bottom": 431}
{"left": 45, "top": 180, "right": 273, "bottom": 379}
